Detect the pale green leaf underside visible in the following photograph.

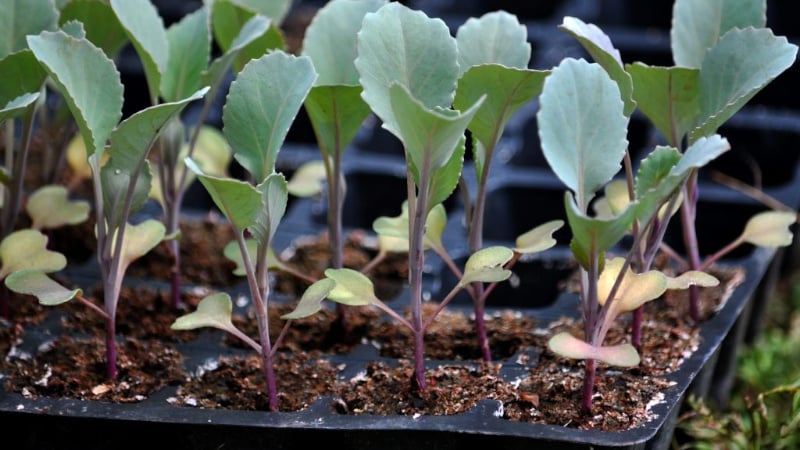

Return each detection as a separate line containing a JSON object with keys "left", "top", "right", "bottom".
{"left": 281, "top": 278, "right": 336, "bottom": 319}
{"left": 538, "top": 58, "right": 628, "bottom": 209}
{"left": 514, "top": 220, "right": 564, "bottom": 254}
{"left": 459, "top": 246, "right": 514, "bottom": 286}
{"left": 665, "top": 271, "right": 720, "bottom": 290}
{"left": 27, "top": 30, "right": 124, "bottom": 158}
{"left": 5, "top": 270, "right": 81, "bottom": 306}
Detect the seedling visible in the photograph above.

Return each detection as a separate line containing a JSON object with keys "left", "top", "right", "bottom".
{"left": 172, "top": 50, "right": 318, "bottom": 412}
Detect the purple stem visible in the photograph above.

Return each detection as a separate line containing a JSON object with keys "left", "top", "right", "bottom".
{"left": 104, "top": 312, "right": 118, "bottom": 379}
{"left": 582, "top": 358, "right": 597, "bottom": 414}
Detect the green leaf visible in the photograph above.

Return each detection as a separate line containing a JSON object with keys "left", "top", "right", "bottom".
{"left": 692, "top": 28, "right": 798, "bottom": 140}
{"left": 627, "top": 64, "right": 699, "bottom": 146}
{"left": 286, "top": 160, "right": 326, "bottom": 197}
{"left": 0, "top": 229, "right": 66, "bottom": 279}
{"left": 0, "top": 0, "right": 58, "bottom": 58}
{"left": 301, "top": 0, "right": 385, "bottom": 86}
{"left": 323, "top": 268, "right": 378, "bottom": 306}
{"left": 281, "top": 278, "right": 336, "bottom": 320}
{"left": 459, "top": 246, "right": 514, "bottom": 287}
{"left": 249, "top": 173, "right": 288, "bottom": 247}
{"left": 161, "top": 7, "right": 210, "bottom": 102}
{"left": 634, "top": 146, "right": 683, "bottom": 199}
{"left": 665, "top": 270, "right": 720, "bottom": 290}
{"left": 5, "top": 270, "right": 81, "bottom": 306}
{"left": 186, "top": 158, "right": 260, "bottom": 231}
{"left": 372, "top": 201, "right": 447, "bottom": 253}
{"left": 223, "top": 51, "right": 317, "bottom": 181}
{"left": 59, "top": 0, "right": 128, "bottom": 58}
{"left": 739, "top": 211, "right": 796, "bottom": 248}
{"left": 454, "top": 65, "right": 547, "bottom": 181}
{"left": 110, "top": 0, "right": 168, "bottom": 103}
{"left": 171, "top": 292, "right": 235, "bottom": 331}
{"left": 538, "top": 58, "right": 628, "bottom": 209}
{"left": 514, "top": 220, "right": 564, "bottom": 254}
{"left": 559, "top": 16, "right": 635, "bottom": 116}
{"left": 456, "top": 10, "right": 530, "bottom": 74}
{"left": 597, "top": 257, "right": 668, "bottom": 315}
{"left": 427, "top": 137, "right": 466, "bottom": 210}
{"left": 304, "top": 85, "right": 371, "bottom": 163}
{"left": 227, "top": 0, "right": 292, "bottom": 25}
{"left": 211, "top": 0, "right": 285, "bottom": 73}
{"left": 28, "top": 30, "right": 124, "bottom": 158}
{"left": 201, "top": 14, "right": 271, "bottom": 88}
{"left": 672, "top": 0, "right": 766, "bottom": 68}
{"left": 355, "top": 2, "right": 459, "bottom": 136}
{"left": 389, "top": 83, "right": 483, "bottom": 174}
{"left": 115, "top": 219, "right": 166, "bottom": 275}
{"left": 0, "top": 92, "right": 39, "bottom": 124}
{"left": 26, "top": 185, "right": 90, "bottom": 230}
{"left": 548, "top": 331, "right": 640, "bottom": 367}
{"left": 0, "top": 50, "right": 47, "bottom": 110}
{"left": 566, "top": 191, "right": 638, "bottom": 269}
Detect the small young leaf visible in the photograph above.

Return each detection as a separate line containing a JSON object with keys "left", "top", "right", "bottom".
{"left": 323, "top": 268, "right": 378, "bottom": 306}
{"left": 0, "top": 229, "right": 66, "bottom": 279}
{"left": 249, "top": 173, "right": 288, "bottom": 247}
{"left": 665, "top": 271, "right": 720, "bottom": 290}
{"left": 459, "top": 246, "right": 514, "bottom": 286}
{"left": 597, "top": 257, "right": 668, "bottom": 314}
{"left": 739, "top": 211, "right": 796, "bottom": 248}
{"left": 372, "top": 202, "right": 446, "bottom": 253}
{"left": 566, "top": 192, "right": 638, "bottom": 269}
{"left": 116, "top": 219, "right": 166, "bottom": 274}
{"left": 171, "top": 292, "right": 235, "bottom": 331}
{"left": 514, "top": 220, "right": 564, "bottom": 254}
{"left": 286, "top": 160, "right": 326, "bottom": 197}
{"left": 5, "top": 269, "right": 81, "bottom": 306}
{"left": 281, "top": 278, "right": 336, "bottom": 320}
{"left": 548, "top": 331, "right": 640, "bottom": 367}
{"left": 223, "top": 239, "right": 284, "bottom": 276}
{"left": 26, "top": 185, "right": 90, "bottom": 230}
{"left": 187, "top": 158, "right": 261, "bottom": 231}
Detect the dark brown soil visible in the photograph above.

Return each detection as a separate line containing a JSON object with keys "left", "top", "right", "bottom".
{"left": 0, "top": 220, "right": 746, "bottom": 433}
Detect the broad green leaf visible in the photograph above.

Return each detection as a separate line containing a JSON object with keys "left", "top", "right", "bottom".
{"left": 304, "top": 85, "right": 371, "bottom": 162}
{"left": 459, "top": 246, "right": 514, "bottom": 287}
{"left": 223, "top": 51, "right": 317, "bottom": 181}
{"left": 187, "top": 158, "right": 260, "bottom": 231}
{"left": 456, "top": 10, "right": 530, "bottom": 74}
{"left": 559, "top": 16, "right": 635, "bottom": 116}
{"left": 59, "top": 0, "right": 127, "bottom": 58}
{"left": 26, "top": 185, "right": 90, "bottom": 230}
{"left": 597, "top": 257, "right": 667, "bottom": 315}
{"left": 103, "top": 88, "right": 209, "bottom": 223}
{"left": 426, "top": 137, "right": 465, "bottom": 210}
{"left": 514, "top": 220, "right": 564, "bottom": 254}
{"left": 171, "top": 292, "right": 235, "bottom": 331}
{"left": 0, "top": 229, "right": 66, "bottom": 279}
{"left": 538, "top": 58, "right": 628, "bottom": 209}
{"left": 692, "top": 28, "right": 798, "bottom": 140}
{"left": 115, "top": 219, "right": 166, "bottom": 274}
{"left": 0, "top": 0, "right": 58, "bottom": 57}
{"left": 355, "top": 2, "right": 459, "bottom": 136}
{"left": 5, "top": 270, "right": 81, "bottom": 306}
{"left": 672, "top": 134, "right": 731, "bottom": 175}
{"left": 566, "top": 191, "right": 638, "bottom": 269}
{"left": 0, "top": 50, "right": 47, "bottom": 110}
{"left": 665, "top": 271, "right": 720, "bottom": 290}
{"left": 249, "top": 173, "right": 288, "bottom": 246}
{"left": 454, "top": 65, "right": 547, "bottom": 181}
{"left": 286, "top": 160, "right": 326, "bottom": 197}
{"left": 324, "top": 268, "right": 378, "bottom": 306}
{"left": 739, "top": 211, "right": 796, "bottom": 248}
{"left": 0, "top": 92, "right": 39, "bottom": 124}
{"left": 301, "top": 0, "right": 386, "bottom": 86}
{"left": 627, "top": 64, "right": 699, "bottom": 145}
{"left": 227, "top": 0, "right": 292, "bottom": 25}
{"left": 28, "top": 30, "right": 124, "bottom": 157}
{"left": 161, "top": 7, "right": 210, "bottom": 102}
{"left": 672, "top": 0, "right": 766, "bottom": 69}
{"left": 281, "top": 278, "right": 336, "bottom": 320}
{"left": 201, "top": 14, "right": 271, "bottom": 87}
{"left": 548, "top": 331, "right": 640, "bottom": 367}
{"left": 389, "top": 83, "right": 483, "bottom": 174}
{"left": 110, "top": 0, "right": 168, "bottom": 103}
{"left": 211, "top": 0, "right": 285, "bottom": 73}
